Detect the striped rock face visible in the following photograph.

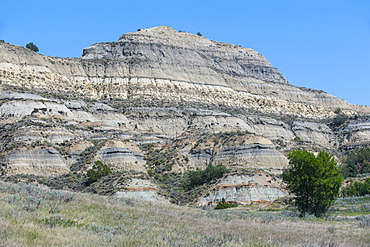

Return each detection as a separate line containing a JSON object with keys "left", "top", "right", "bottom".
{"left": 197, "top": 171, "right": 289, "bottom": 206}
{"left": 3, "top": 148, "right": 69, "bottom": 176}
{"left": 113, "top": 178, "right": 169, "bottom": 203}
{"left": 97, "top": 140, "right": 146, "bottom": 172}
{"left": 1, "top": 27, "right": 369, "bottom": 119}
{"left": 0, "top": 26, "right": 369, "bottom": 205}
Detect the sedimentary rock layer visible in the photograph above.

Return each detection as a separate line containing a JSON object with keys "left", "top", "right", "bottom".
{"left": 198, "top": 171, "right": 289, "bottom": 206}
{"left": 3, "top": 148, "right": 69, "bottom": 175}
{"left": 1, "top": 26, "right": 369, "bottom": 119}
{"left": 0, "top": 26, "right": 369, "bottom": 205}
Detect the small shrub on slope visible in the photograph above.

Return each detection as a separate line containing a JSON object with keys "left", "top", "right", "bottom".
{"left": 182, "top": 163, "right": 227, "bottom": 190}
{"left": 86, "top": 160, "right": 112, "bottom": 185}
{"left": 342, "top": 178, "right": 370, "bottom": 197}
{"left": 214, "top": 198, "right": 238, "bottom": 210}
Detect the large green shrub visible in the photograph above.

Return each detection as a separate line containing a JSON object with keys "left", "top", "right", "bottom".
{"left": 330, "top": 107, "right": 348, "bottom": 129}
{"left": 86, "top": 161, "right": 112, "bottom": 185}
{"left": 283, "top": 150, "right": 343, "bottom": 217}
{"left": 331, "top": 114, "right": 348, "bottom": 128}
{"left": 183, "top": 163, "right": 227, "bottom": 190}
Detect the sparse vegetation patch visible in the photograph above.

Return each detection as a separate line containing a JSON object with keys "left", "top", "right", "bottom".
{"left": 0, "top": 181, "right": 369, "bottom": 246}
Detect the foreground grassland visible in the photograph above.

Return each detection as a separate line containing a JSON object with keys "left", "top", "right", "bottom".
{"left": 0, "top": 182, "right": 369, "bottom": 247}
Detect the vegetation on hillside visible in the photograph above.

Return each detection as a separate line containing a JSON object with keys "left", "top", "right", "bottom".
{"left": 0, "top": 181, "right": 369, "bottom": 246}
{"left": 329, "top": 107, "right": 349, "bottom": 130}
{"left": 182, "top": 163, "right": 227, "bottom": 190}
{"left": 342, "top": 147, "right": 370, "bottom": 178}
{"left": 139, "top": 141, "right": 229, "bottom": 205}
{"left": 342, "top": 178, "right": 370, "bottom": 197}
{"left": 147, "top": 163, "right": 228, "bottom": 205}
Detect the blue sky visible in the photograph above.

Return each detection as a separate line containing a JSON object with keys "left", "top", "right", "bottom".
{"left": 1, "top": 0, "right": 369, "bottom": 106}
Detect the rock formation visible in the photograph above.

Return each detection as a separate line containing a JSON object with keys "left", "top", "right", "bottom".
{"left": 97, "top": 140, "right": 146, "bottom": 172}
{"left": 3, "top": 148, "right": 69, "bottom": 175}
{"left": 114, "top": 178, "right": 169, "bottom": 203}
{"left": 0, "top": 26, "right": 369, "bottom": 205}
{"left": 197, "top": 171, "right": 289, "bottom": 206}
{"left": 1, "top": 26, "right": 369, "bottom": 118}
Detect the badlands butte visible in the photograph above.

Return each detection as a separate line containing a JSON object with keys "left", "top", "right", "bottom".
{"left": 0, "top": 26, "right": 370, "bottom": 205}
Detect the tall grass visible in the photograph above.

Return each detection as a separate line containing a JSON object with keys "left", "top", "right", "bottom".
{"left": 0, "top": 181, "right": 369, "bottom": 246}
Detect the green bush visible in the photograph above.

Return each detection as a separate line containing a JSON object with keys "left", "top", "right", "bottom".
{"left": 142, "top": 149, "right": 177, "bottom": 174}
{"left": 342, "top": 160, "right": 358, "bottom": 178}
{"left": 334, "top": 107, "right": 342, "bottom": 114}
{"left": 344, "top": 147, "right": 370, "bottom": 177}
{"left": 214, "top": 198, "right": 238, "bottom": 210}
{"left": 86, "top": 161, "right": 112, "bottom": 185}
{"left": 294, "top": 136, "right": 302, "bottom": 142}
{"left": 25, "top": 42, "right": 39, "bottom": 52}
{"left": 342, "top": 178, "right": 370, "bottom": 197}
{"left": 331, "top": 114, "right": 348, "bottom": 128}
{"left": 330, "top": 107, "right": 348, "bottom": 129}
{"left": 183, "top": 163, "right": 227, "bottom": 190}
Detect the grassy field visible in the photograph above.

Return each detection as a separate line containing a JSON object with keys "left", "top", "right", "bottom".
{"left": 0, "top": 181, "right": 369, "bottom": 247}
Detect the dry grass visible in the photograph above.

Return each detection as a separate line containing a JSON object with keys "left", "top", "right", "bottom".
{"left": 0, "top": 181, "right": 369, "bottom": 246}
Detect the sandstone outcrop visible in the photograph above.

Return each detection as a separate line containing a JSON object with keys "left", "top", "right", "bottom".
{"left": 12, "top": 127, "right": 74, "bottom": 145}
{"left": 292, "top": 121, "right": 336, "bottom": 147}
{"left": 96, "top": 140, "right": 146, "bottom": 172}
{"left": 1, "top": 148, "right": 69, "bottom": 175}
{"left": 0, "top": 91, "right": 369, "bottom": 178}
{"left": 114, "top": 178, "right": 169, "bottom": 203}
{"left": 244, "top": 115, "right": 295, "bottom": 142}
{"left": 176, "top": 134, "right": 289, "bottom": 174}
{"left": 197, "top": 171, "right": 289, "bottom": 206}
{"left": 340, "top": 118, "right": 370, "bottom": 145}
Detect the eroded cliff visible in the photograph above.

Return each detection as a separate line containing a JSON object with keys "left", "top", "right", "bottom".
{"left": 1, "top": 26, "right": 369, "bottom": 119}
{"left": 1, "top": 26, "right": 369, "bottom": 205}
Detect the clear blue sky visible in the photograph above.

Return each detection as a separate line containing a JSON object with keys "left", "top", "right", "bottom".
{"left": 1, "top": 0, "right": 369, "bottom": 106}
